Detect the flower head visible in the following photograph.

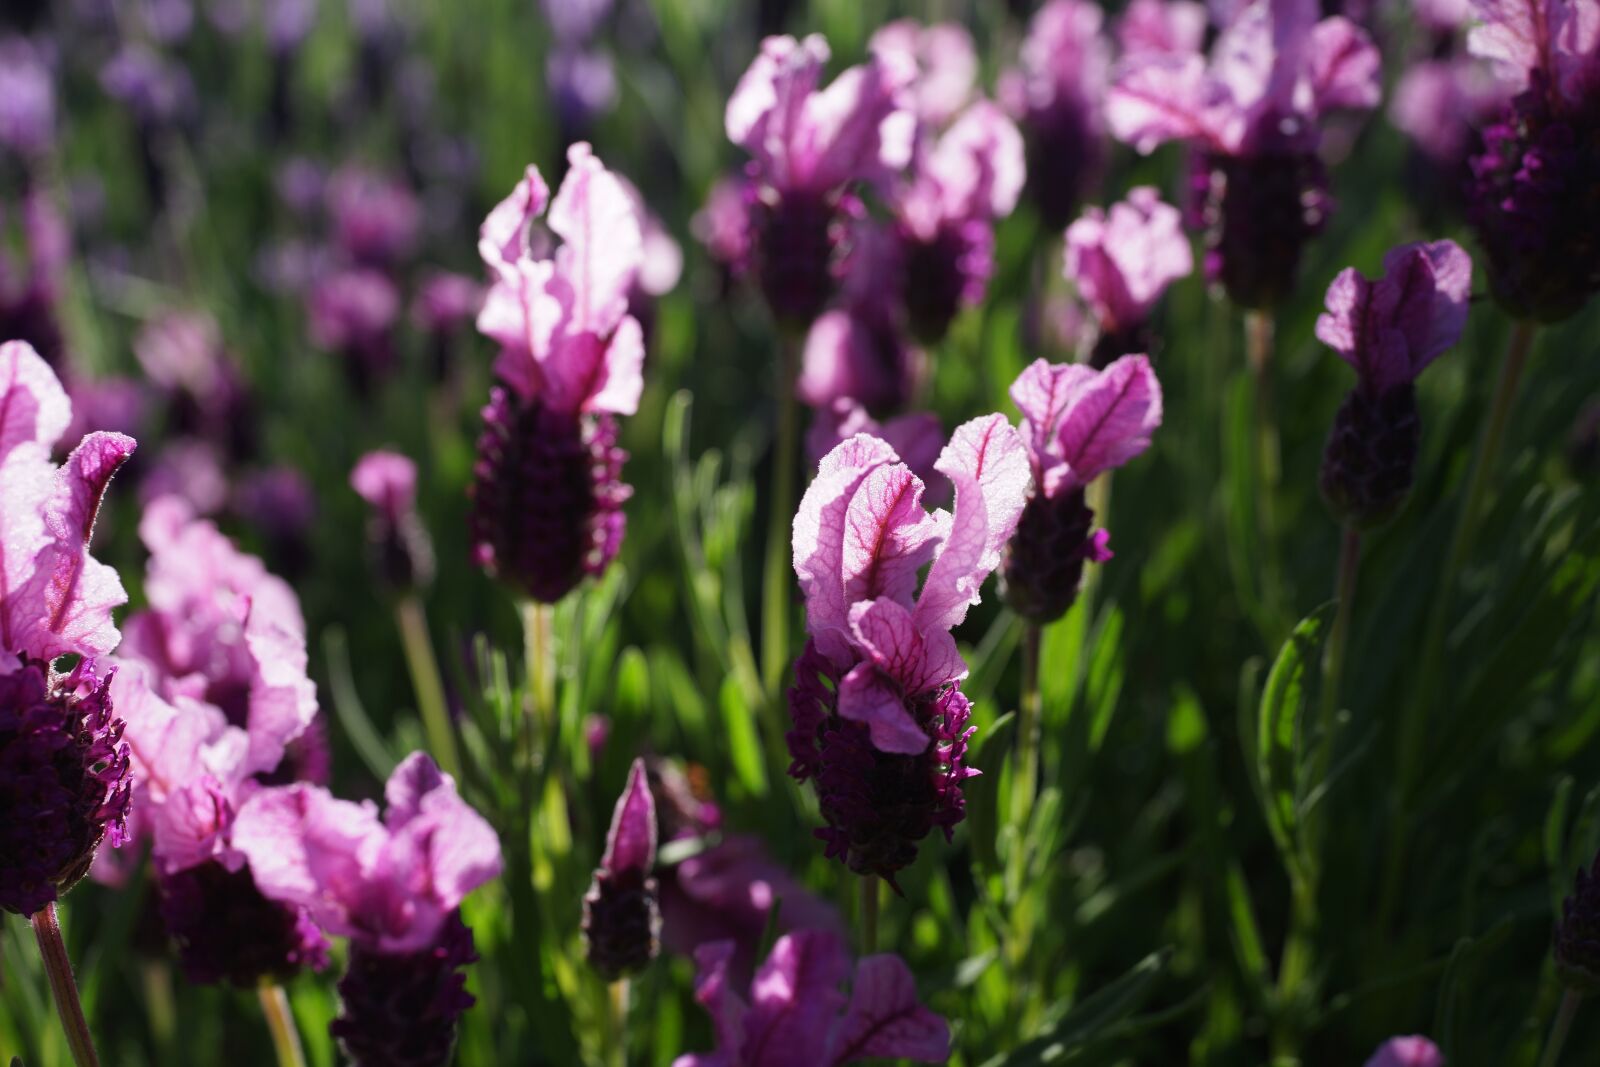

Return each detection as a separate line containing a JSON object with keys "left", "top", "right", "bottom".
{"left": 583, "top": 758, "right": 661, "bottom": 979}
{"left": 1556, "top": 849, "right": 1600, "bottom": 993}
{"left": 0, "top": 340, "right": 137, "bottom": 916}
{"left": 326, "top": 165, "right": 421, "bottom": 269}
{"left": 352, "top": 450, "right": 433, "bottom": 592}
{"left": 1365, "top": 1036, "right": 1444, "bottom": 1067}
{"left": 672, "top": 930, "right": 950, "bottom": 1066}
{"left": 1064, "top": 186, "right": 1193, "bottom": 344}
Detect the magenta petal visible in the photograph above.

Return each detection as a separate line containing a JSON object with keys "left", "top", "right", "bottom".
{"left": 1364, "top": 1035, "right": 1444, "bottom": 1067}
{"left": 0, "top": 340, "right": 70, "bottom": 462}
{"left": 914, "top": 413, "right": 1030, "bottom": 634}
{"left": 232, "top": 784, "right": 383, "bottom": 934}
{"left": 548, "top": 142, "right": 643, "bottom": 341}
{"left": 1052, "top": 354, "right": 1163, "bottom": 487}
{"left": 841, "top": 462, "right": 941, "bottom": 612}
{"left": 1308, "top": 17, "right": 1381, "bottom": 114}
{"left": 850, "top": 597, "right": 964, "bottom": 698}
{"left": 743, "top": 930, "right": 852, "bottom": 1067}
{"left": 831, "top": 954, "right": 951, "bottom": 1064}
{"left": 794, "top": 433, "right": 902, "bottom": 650}
{"left": 478, "top": 163, "right": 551, "bottom": 280}
{"left": 837, "top": 660, "right": 929, "bottom": 756}
{"left": 690, "top": 940, "right": 749, "bottom": 1057}
{"left": 350, "top": 450, "right": 417, "bottom": 517}
{"left": 602, "top": 758, "right": 658, "bottom": 876}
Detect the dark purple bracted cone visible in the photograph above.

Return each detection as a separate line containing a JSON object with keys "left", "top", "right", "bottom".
{"left": 788, "top": 642, "right": 975, "bottom": 891}
{"left": 367, "top": 510, "right": 436, "bottom": 594}
{"left": 331, "top": 910, "right": 479, "bottom": 1067}
{"left": 157, "top": 860, "right": 330, "bottom": 987}
{"left": 900, "top": 217, "right": 992, "bottom": 347}
{"left": 0, "top": 658, "right": 131, "bottom": 917}
{"left": 1319, "top": 384, "right": 1422, "bottom": 529}
{"left": 469, "top": 386, "right": 629, "bottom": 604}
{"left": 1467, "top": 82, "right": 1600, "bottom": 323}
{"left": 1556, "top": 851, "right": 1600, "bottom": 994}
{"left": 753, "top": 189, "right": 850, "bottom": 327}
{"left": 1189, "top": 147, "right": 1331, "bottom": 311}
{"left": 583, "top": 758, "right": 661, "bottom": 980}
{"left": 1022, "top": 96, "right": 1106, "bottom": 233}
{"left": 1000, "top": 488, "right": 1108, "bottom": 624}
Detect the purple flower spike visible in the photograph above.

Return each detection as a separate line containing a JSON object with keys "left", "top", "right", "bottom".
{"left": 727, "top": 35, "right": 912, "bottom": 324}
{"left": 471, "top": 144, "right": 643, "bottom": 603}
{"left": 0, "top": 341, "right": 137, "bottom": 917}
{"left": 583, "top": 758, "right": 661, "bottom": 979}
{"left": 1064, "top": 186, "right": 1193, "bottom": 367}
{"left": 1365, "top": 1036, "right": 1444, "bottom": 1067}
{"left": 672, "top": 930, "right": 950, "bottom": 1066}
{"left": 789, "top": 417, "right": 1029, "bottom": 885}
{"left": 1555, "top": 850, "right": 1600, "bottom": 993}
{"left": 1001, "top": 356, "right": 1163, "bottom": 622}
{"left": 234, "top": 752, "right": 501, "bottom": 1067}
{"left": 1316, "top": 240, "right": 1473, "bottom": 527}
{"left": 1108, "top": 0, "right": 1380, "bottom": 308}
{"left": 352, "top": 450, "right": 434, "bottom": 593}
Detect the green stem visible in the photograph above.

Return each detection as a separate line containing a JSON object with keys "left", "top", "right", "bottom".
{"left": 1538, "top": 989, "right": 1583, "bottom": 1067}
{"left": 30, "top": 903, "right": 100, "bottom": 1067}
{"left": 257, "top": 981, "right": 308, "bottom": 1067}
{"left": 1311, "top": 525, "right": 1362, "bottom": 845}
{"left": 859, "top": 876, "right": 879, "bottom": 956}
{"left": 761, "top": 334, "right": 801, "bottom": 697}
{"left": 1012, "top": 624, "right": 1043, "bottom": 835}
{"left": 607, "top": 978, "right": 630, "bottom": 1067}
{"left": 1247, "top": 309, "right": 1287, "bottom": 638}
{"left": 522, "top": 600, "right": 556, "bottom": 736}
{"left": 1382, "top": 319, "right": 1539, "bottom": 926}
{"left": 395, "top": 595, "right": 462, "bottom": 781}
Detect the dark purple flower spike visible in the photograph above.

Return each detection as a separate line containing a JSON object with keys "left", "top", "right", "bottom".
{"left": 1316, "top": 240, "right": 1473, "bottom": 527}
{"left": 583, "top": 757, "right": 661, "bottom": 980}
{"left": 1556, "top": 850, "right": 1600, "bottom": 993}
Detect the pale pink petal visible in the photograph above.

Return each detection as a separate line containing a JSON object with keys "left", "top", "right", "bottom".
{"left": 914, "top": 414, "right": 1031, "bottom": 633}
{"left": 239, "top": 596, "right": 319, "bottom": 779}
{"left": 232, "top": 784, "right": 385, "bottom": 936}
{"left": 1106, "top": 53, "right": 1223, "bottom": 152}
{"left": 602, "top": 758, "right": 658, "bottom": 875}
{"left": 743, "top": 930, "right": 852, "bottom": 1067}
{"left": 1468, "top": 0, "right": 1556, "bottom": 90}
{"left": 1009, "top": 358, "right": 1098, "bottom": 469}
{"left": 1052, "top": 355, "right": 1163, "bottom": 487}
{"left": 1117, "top": 0, "right": 1209, "bottom": 58}
{"left": 1365, "top": 1036, "right": 1444, "bottom": 1067}
{"left": 478, "top": 164, "right": 550, "bottom": 280}
{"left": 0, "top": 446, "right": 52, "bottom": 658}
{"left": 0, "top": 340, "right": 69, "bottom": 462}
{"left": 926, "top": 100, "right": 1026, "bottom": 221}
{"left": 870, "top": 21, "right": 977, "bottom": 126}
{"left": 837, "top": 660, "right": 930, "bottom": 756}
{"left": 801, "top": 56, "right": 907, "bottom": 192}
{"left": 832, "top": 954, "right": 951, "bottom": 1063}
{"left": 850, "top": 596, "right": 965, "bottom": 697}
{"left": 548, "top": 142, "right": 643, "bottom": 339}
{"left": 726, "top": 35, "right": 830, "bottom": 190}
{"left": 10, "top": 432, "right": 136, "bottom": 663}
{"left": 841, "top": 462, "right": 941, "bottom": 612}
{"left": 793, "top": 434, "right": 901, "bottom": 649}
{"left": 350, "top": 450, "right": 416, "bottom": 517}
{"left": 1308, "top": 17, "right": 1381, "bottom": 114}
{"left": 584, "top": 313, "right": 645, "bottom": 416}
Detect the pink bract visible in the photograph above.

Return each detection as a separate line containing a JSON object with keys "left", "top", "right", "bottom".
{"left": 1064, "top": 186, "right": 1193, "bottom": 332}
{"left": 1009, "top": 355, "right": 1164, "bottom": 498}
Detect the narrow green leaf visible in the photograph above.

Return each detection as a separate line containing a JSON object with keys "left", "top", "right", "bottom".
{"left": 718, "top": 674, "right": 769, "bottom": 798}
{"left": 980, "top": 948, "right": 1174, "bottom": 1067}
{"left": 1257, "top": 605, "right": 1333, "bottom": 884}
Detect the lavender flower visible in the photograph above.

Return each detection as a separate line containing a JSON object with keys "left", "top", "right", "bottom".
{"left": 1108, "top": 0, "right": 1380, "bottom": 308}
{"left": 351, "top": 450, "right": 433, "bottom": 593}
{"left": 1556, "top": 850, "right": 1600, "bottom": 993}
{"left": 470, "top": 144, "right": 642, "bottom": 603}
{"left": 673, "top": 930, "right": 950, "bottom": 1065}
{"left": 0, "top": 36, "right": 54, "bottom": 159}
{"left": 726, "top": 35, "right": 911, "bottom": 325}
{"left": 233, "top": 752, "right": 503, "bottom": 1067}
{"left": 1316, "top": 240, "right": 1473, "bottom": 527}
{"left": 1365, "top": 1036, "right": 1444, "bottom": 1067}
{"left": 582, "top": 758, "right": 661, "bottom": 979}
{"left": 1465, "top": 0, "right": 1600, "bottom": 320}
{"left": 0, "top": 341, "right": 136, "bottom": 917}
{"left": 1063, "top": 186, "right": 1194, "bottom": 367}
{"left": 325, "top": 165, "right": 421, "bottom": 270}
{"left": 1000, "top": 356, "right": 1163, "bottom": 622}
{"left": 789, "top": 418, "right": 1029, "bottom": 885}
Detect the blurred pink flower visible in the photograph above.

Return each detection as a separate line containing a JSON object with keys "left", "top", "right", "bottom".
{"left": 870, "top": 20, "right": 978, "bottom": 128}
{"left": 1064, "top": 186, "right": 1193, "bottom": 335}
{"left": 673, "top": 930, "right": 950, "bottom": 1066}
{"left": 1010, "top": 355, "right": 1164, "bottom": 499}
{"left": 138, "top": 439, "right": 228, "bottom": 516}
{"left": 325, "top": 165, "right": 420, "bottom": 268}
{"left": 692, "top": 174, "right": 754, "bottom": 273}
{"left": 1365, "top": 1036, "right": 1443, "bottom": 1067}
{"left": 1468, "top": 0, "right": 1600, "bottom": 102}
{"left": 1390, "top": 57, "right": 1510, "bottom": 165}
{"left": 351, "top": 449, "right": 417, "bottom": 520}
{"left": 0, "top": 36, "right": 55, "bottom": 157}
{"left": 1117, "top": 0, "right": 1208, "bottom": 58}
{"left": 411, "top": 271, "right": 483, "bottom": 335}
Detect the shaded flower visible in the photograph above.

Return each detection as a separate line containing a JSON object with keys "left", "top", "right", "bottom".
{"left": 1556, "top": 849, "right": 1600, "bottom": 993}
{"left": 672, "top": 930, "right": 950, "bottom": 1066}
{"left": 0, "top": 341, "right": 137, "bottom": 916}
{"left": 233, "top": 752, "right": 501, "bottom": 1067}
{"left": 0, "top": 36, "right": 54, "bottom": 159}
{"left": 1108, "top": 0, "right": 1380, "bottom": 308}
{"left": 411, "top": 271, "right": 483, "bottom": 337}
{"left": 326, "top": 165, "right": 421, "bottom": 269}
{"left": 789, "top": 418, "right": 1029, "bottom": 884}
{"left": 134, "top": 310, "right": 253, "bottom": 457}
{"left": 1365, "top": 1036, "right": 1444, "bottom": 1067}
{"left": 1316, "top": 240, "right": 1472, "bottom": 527}
{"left": 727, "top": 34, "right": 912, "bottom": 324}
{"left": 583, "top": 758, "right": 661, "bottom": 979}
{"left": 693, "top": 174, "right": 755, "bottom": 280}
{"left": 352, "top": 450, "right": 431, "bottom": 592}
{"left": 1000, "top": 356, "right": 1163, "bottom": 622}
{"left": 470, "top": 144, "right": 642, "bottom": 603}
{"left": 1063, "top": 186, "right": 1193, "bottom": 367}
{"left": 805, "top": 400, "right": 944, "bottom": 492}
{"left": 1000, "top": 1, "right": 1112, "bottom": 229}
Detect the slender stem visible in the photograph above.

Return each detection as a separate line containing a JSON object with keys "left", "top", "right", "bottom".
{"left": 1012, "top": 624, "right": 1043, "bottom": 834}
{"left": 30, "top": 903, "right": 100, "bottom": 1067}
{"left": 859, "top": 876, "right": 879, "bottom": 956}
{"left": 1381, "top": 319, "right": 1539, "bottom": 926}
{"left": 1246, "top": 310, "right": 1286, "bottom": 638}
{"left": 257, "top": 981, "right": 308, "bottom": 1067}
{"left": 395, "top": 595, "right": 461, "bottom": 780}
{"left": 1270, "top": 878, "right": 1317, "bottom": 1066}
{"left": 1312, "top": 525, "right": 1362, "bottom": 841}
{"left": 761, "top": 334, "right": 801, "bottom": 697}
{"left": 1538, "top": 989, "right": 1583, "bottom": 1067}
{"left": 522, "top": 600, "right": 556, "bottom": 735}
{"left": 607, "top": 978, "right": 630, "bottom": 1067}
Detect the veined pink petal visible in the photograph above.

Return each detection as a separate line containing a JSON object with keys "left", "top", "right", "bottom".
{"left": 841, "top": 462, "right": 941, "bottom": 612}
{"left": 1316, "top": 240, "right": 1473, "bottom": 390}
{"left": 831, "top": 954, "right": 951, "bottom": 1064}
{"left": 850, "top": 595, "right": 965, "bottom": 700}
{"left": 549, "top": 142, "right": 642, "bottom": 340}
{"left": 794, "top": 434, "right": 902, "bottom": 652}
{"left": 1308, "top": 17, "right": 1381, "bottom": 114}
{"left": 1468, "top": 0, "right": 1558, "bottom": 89}
{"left": 0, "top": 340, "right": 69, "bottom": 462}
{"left": 1105, "top": 53, "right": 1222, "bottom": 153}
{"left": 914, "top": 414, "right": 1030, "bottom": 634}
{"left": 601, "top": 758, "right": 658, "bottom": 875}
{"left": 837, "top": 659, "right": 929, "bottom": 754}
{"left": 478, "top": 163, "right": 550, "bottom": 280}
{"left": 743, "top": 931, "right": 852, "bottom": 1067}
{"left": 1009, "top": 358, "right": 1098, "bottom": 471}
{"left": 1052, "top": 355, "right": 1163, "bottom": 488}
